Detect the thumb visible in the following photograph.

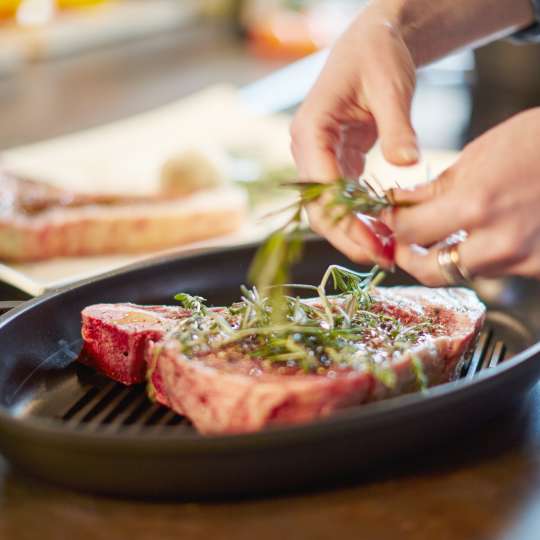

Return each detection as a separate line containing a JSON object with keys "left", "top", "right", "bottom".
{"left": 388, "top": 166, "right": 455, "bottom": 206}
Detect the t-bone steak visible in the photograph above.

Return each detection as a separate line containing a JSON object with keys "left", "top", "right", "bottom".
{"left": 80, "top": 286, "right": 485, "bottom": 434}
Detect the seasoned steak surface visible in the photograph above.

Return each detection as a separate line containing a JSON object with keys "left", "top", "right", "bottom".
{"left": 81, "top": 287, "right": 485, "bottom": 434}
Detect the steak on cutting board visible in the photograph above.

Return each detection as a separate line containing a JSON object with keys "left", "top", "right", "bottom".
{"left": 81, "top": 287, "right": 485, "bottom": 434}
{"left": 0, "top": 172, "right": 247, "bottom": 262}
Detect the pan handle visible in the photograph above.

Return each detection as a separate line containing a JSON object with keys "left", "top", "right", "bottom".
{"left": 0, "top": 301, "right": 24, "bottom": 315}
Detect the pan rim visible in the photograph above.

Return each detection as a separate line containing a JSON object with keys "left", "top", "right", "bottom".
{"left": 0, "top": 238, "right": 537, "bottom": 446}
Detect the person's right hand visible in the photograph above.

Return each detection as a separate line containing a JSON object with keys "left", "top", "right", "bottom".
{"left": 290, "top": 4, "right": 419, "bottom": 267}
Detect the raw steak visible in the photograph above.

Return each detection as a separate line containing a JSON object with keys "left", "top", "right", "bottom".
{"left": 0, "top": 172, "right": 247, "bottom": 262}
{"left": 81, "top": 303, "right": 191, "bottom": 405}
{"left": 81, "top": 286, "right": 485, "bottom": 434}
{"left": 154, "top": 287, "right": 485, "bottom": 434}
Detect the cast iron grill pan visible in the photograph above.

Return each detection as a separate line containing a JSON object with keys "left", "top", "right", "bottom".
{"left": 0, "top": 238, "right": 538, "bottom": 498}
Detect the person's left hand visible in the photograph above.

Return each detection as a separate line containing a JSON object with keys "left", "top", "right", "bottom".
{"left": 383, "top": 107, "right": 540, "bottom": 285}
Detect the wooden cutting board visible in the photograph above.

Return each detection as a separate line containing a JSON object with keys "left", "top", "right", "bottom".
{"left": 0, "top": 84, "right": 295, "bottom": 295}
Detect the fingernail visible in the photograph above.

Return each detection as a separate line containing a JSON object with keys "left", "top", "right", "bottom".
{"left": 375, "top": 257, "right": 395, "bottom": 272}
{"left": 356, "top": 214, "right": 396, "bottom": 264}
{"left": 379, "top": 207, "right": 394, "bottom": 228}
{"left": 399, "top": 146, "right": 419, "bottom": 163}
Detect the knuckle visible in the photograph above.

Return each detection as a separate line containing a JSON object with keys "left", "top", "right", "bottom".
{"left": 464, "top": 196, "right": 488, "bottom": 227}
{"left": 347, "top": 248, "right": 370, "bottom": 265}
{"left": 290, "top": 106, "right": 313, "bottom": 141}
{"left": 491, "top": 234, "right": 520, "bottom": 265}
{"left": 289, "top": 115, "right": 303, "bottom": 141}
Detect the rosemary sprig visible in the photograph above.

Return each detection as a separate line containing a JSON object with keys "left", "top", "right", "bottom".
{"left": 174, "top": 293, "right": 208, "bottom": 315}
{"left": 248, "top": 177, "right": 396, "bottom": 308}
{"left": 171, "top": 170, "right": 431, "bottom": 390}
{"left": 287, "top": 178, "right": 393, "bottom": 221}
{"left": 170, "top": 265, "right": 436, "bottom": 387}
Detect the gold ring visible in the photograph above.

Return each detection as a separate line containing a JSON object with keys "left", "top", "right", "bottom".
{"left": 437, "top": 243, "right": 471, "bottom": 285}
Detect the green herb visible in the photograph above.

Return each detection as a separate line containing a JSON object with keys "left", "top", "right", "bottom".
{"left": 174, "top": 293, "right": 208, "bottom": 315}
{"left": 168, "top": 265, "right": 439, "bottom": 387}
{"left": 234, "top": 164, "right": 297, "bottom": 206}
{"left": 411, "top": 353, "right": 428, "bottom": 391}
{"left": 248, "top": 177, "right": 396, "bottom": 310}
{"left": 288, "top": 178, "right": 393, "bottom": 221}
{"left": 167, "top": 176, "right": 432, "bottom": 388}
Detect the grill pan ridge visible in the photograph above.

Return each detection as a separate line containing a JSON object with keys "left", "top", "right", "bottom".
{"left": 0, "top": 238, "right": 539, "bottom": 498}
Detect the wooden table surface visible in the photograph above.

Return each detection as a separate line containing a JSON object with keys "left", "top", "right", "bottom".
{"left": 2, "top": 24, "right": 540, "bottom": 540}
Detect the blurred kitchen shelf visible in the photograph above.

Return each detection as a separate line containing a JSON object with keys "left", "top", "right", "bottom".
{"left": 0, "top": 0, "right": 199, "bottom": 62}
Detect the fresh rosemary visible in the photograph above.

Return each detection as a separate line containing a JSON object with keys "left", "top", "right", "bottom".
{"left": 248, "top": 177, "right": 395, "bottom": 303}
{"left": 174, "top": 293, "right": 208, "bottom": 315}
{"left": 169, "top": 178, "right": 431, "bottom": 389}
{"left": 171, "top": 265, "right": 439, "bottom": 389}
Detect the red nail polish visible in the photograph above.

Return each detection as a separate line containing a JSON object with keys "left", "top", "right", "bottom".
{"left": 356, "top": 214, "right": 396, "bottom": 266}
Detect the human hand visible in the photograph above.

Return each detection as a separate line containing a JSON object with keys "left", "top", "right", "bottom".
{"left": 290, "top": 3, "right": 418, "bottom": 267}
{"left": 386, "top": 108, "right": 540, "bottom": 285}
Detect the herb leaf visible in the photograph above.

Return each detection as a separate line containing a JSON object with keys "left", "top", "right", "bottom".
{"left": 168, "top": 263, "right": 440, "bottom": 391}
{"left": 174, "top": 293, "right": 208, "bottom": 315}
{"left": 411, "top": 353, "right": 428, "bottom": 391}
{"left": 249, "top": 176, "right": 398, "bottom": 314}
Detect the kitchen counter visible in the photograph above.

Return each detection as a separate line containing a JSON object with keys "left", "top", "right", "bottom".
{"left": 0, "top": 22, "right": 285, "bottom": 150}
{"left": 1, "top": 23, "right": 540, "bottom": 540}
{"left": 1, "top": 389, "right": 540, "bottom": 540}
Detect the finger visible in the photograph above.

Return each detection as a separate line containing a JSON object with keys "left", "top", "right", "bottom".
{"left": 336, "top": 122, "right": 378, "bottom": 179}
{"left": 366, "top": 73, "right": 417, "bottom": 165}
{"left": 388, "top": 167, "right": 454, "bottom": 206}
{"left": 348, "top": 214, "right": 396, "bottom": 267}
{"left": 290, "top": 119, "right": 340, "bottom": 182}
{"left": 395, "top": 244, "right": 444, "bottom": 286}
{"left": 395, "top": 229, "right": 518, "bottom": 286}
{"left": 307, "top": 203, "right": 394, "bottom": 267}
{"left": 383, "top": 177, "right": 464, "bottom": 247}
{"left": 385, "top": 202, "right": 465, "bottom": 247}
{"left": 319, "top": 229, "right": 374, "bottom": 266}
{"left": 310, "top": 217, "right": 374, "bottom": 266}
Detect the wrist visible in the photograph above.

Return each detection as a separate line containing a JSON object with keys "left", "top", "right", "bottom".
{"left": 367, "top": 0, "right": 536, "bottom": 66}
{"left": 356, "top": 1, "right": 421, "bottom": 65}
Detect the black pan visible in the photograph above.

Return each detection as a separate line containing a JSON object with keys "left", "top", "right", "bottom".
{"left": 0, "top": 238, "right": 538, "bottom": 498}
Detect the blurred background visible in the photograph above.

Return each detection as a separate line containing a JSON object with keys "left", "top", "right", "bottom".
{"left": 1, "top": 0, "right": 540, "bottom": 298}
{"left": 0, "top": 0, "right": 538, "bottom": 151}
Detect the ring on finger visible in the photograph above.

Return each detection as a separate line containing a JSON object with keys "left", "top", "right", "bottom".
{"left": 437, "top": 242, "right": 471, "bottom": 285}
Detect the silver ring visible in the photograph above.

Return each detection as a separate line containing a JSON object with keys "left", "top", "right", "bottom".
{"left": 437, "top": 243, "right": 471, "bottom": 285}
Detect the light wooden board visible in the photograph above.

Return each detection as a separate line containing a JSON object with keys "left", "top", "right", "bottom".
{"left": 0, "top": 84, "right": 295, "bottom": 295}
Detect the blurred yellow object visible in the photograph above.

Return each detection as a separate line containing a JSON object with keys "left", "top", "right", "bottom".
{"left": 0, "top": 0, "right": 109, "bottom": 20}
{"left": 56, "top": 0, "right": 110, "bottom": 8}
{"left": 0, "top": 0, "right": 21, "bottom": 19}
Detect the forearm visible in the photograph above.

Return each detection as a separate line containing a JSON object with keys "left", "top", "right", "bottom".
{"left": 367, "top": 0, "right": 535, "bottom": 66}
